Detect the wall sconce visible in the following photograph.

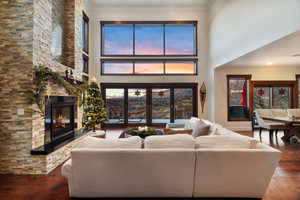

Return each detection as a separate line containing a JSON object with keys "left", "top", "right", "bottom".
{"left": 200, "top": 82, "right": 206, "bottom": 114}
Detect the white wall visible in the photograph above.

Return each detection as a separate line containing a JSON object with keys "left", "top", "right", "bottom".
{"left": 209, "top": 0, "right": 300, "bottom": 68}
{"left": 207, "top": 0, "right": 300, "bottom": 122}
{"left": 215, "top": 65, "right": 300, "bottom": 131}
{"left": 88, "top": 4, "right": 210, "bottom": 118}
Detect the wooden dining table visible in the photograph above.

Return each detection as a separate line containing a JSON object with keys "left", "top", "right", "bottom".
{"left": 262, "top": 116, "right": 300, "bottom": 143}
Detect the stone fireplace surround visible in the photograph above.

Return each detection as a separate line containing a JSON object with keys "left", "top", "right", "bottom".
{"left": 0, "top": 0, "right": 89, "bottom": 174}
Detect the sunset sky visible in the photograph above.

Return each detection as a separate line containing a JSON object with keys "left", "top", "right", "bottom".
{"left": 103, "top": 24, "right": 195, "bottom": 55}
{"left": 103, "top": 61, "right": 195, "bottom": 74}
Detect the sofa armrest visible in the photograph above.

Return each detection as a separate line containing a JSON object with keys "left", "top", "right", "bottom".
{"left": 165, "top": 123, "right": 185, "bottom": 129}
{"left": 194, "top": 148, "right": 281, "bottom": 198}
{"left": 61, "top": 159, "right": 72, "bottom": 178}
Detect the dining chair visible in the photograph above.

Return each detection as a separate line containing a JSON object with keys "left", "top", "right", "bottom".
{"left": 255, "top": 109, "right": 288, "bottom": 144}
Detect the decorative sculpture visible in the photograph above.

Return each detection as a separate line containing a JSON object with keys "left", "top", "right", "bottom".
{"left": 200, "top": 82, "right": 207, "bottom": 113}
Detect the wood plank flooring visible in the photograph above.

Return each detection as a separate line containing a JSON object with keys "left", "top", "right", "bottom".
{"left": 0, "top": 130, "right": 299, "bottom": 200}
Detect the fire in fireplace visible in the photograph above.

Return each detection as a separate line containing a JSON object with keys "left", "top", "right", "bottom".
{"left": 45, "top": 96, "right": 77, "bottom": 147}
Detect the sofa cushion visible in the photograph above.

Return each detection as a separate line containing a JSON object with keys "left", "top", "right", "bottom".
{"left": 164, "top": 128, "right": 193, "bottom": 135}
{"left": 271, "top": 109, "right": 287, "bottom": 118}
{"left": 144, "top": 134, "right": 195, "bottom": 149}
{"left": 195, "top": 135, "right": 258, "bottom": 149}
{"left": 75, "top": 136, "right": 142, "bottom": 149}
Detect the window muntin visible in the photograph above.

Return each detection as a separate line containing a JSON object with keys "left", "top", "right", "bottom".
{"left": 135, "top": 24, "right": 164, "bottom": 55}
{"left": 103, "top": 24, "right": 134, "bottom": 55}
{"left": 101, "top": 60, "right": 196, "bottom": 75}
{"left": 227, "top": 75, "right": 251, "bottom": 121}
{"left": 101, "top": 22, "right": 196, "bottom": 56}
{"left": 165, "top": 24, "right": 196, "bottom": 55}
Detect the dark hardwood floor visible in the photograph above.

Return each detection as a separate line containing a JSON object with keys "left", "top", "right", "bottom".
{"left": 0, "top": 130, "right": 300, "bottom": 200}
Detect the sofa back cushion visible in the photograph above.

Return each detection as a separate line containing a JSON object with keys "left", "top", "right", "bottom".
{"left": 271, "top": 109, "right": 287, "bottom": 118}
{"left": 144, "top": 134, "right": 195, "bottom": 149}
{"left": 287, "top": 109, "right": 300, "bottom": 118}
{"left": 75, "top": 136, "right": 142, "bottom": 149}
{"left": 195, "top": 135, "right": 258, "bottom": 149}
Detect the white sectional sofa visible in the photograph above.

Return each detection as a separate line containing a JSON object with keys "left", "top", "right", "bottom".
{"left": 62, "top": 119, "right": 281, "bottom": 199}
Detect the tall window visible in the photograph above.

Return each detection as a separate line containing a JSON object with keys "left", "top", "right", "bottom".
{"left": 82, "top": 12, "right": 89, "bottom": 54}
{"left": 101, "top": 21, "right": 197, "bottom": 75}
{"left": 227, "top": 75, "right": 251, "bottom": 121}
{"left": 81, "top": 11, "right": 89, "bottom": 78}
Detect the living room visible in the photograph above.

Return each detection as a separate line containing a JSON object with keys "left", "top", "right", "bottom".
{"left": 0, "top": 0, "right": 300, "bottom": 199}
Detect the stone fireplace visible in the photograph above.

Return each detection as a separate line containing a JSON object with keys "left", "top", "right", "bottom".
{"left": 0, "top": 0, "right": 90, "bottom": 174}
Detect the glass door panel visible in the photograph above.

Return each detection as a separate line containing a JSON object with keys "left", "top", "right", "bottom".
{"left": 106, "top": 88, "right": 125, "bottom": 124}
{"left": 253, "top": 87, "right": 270, "bottom": 109}
{"left": 174, "top": 88, "right": 193, "bottom": 123}
{"left": 272, "top": 87, "right": 291, "bottom": 109}
{"left": 128, "top": 89, "right": 147, "bottom": 123}
{"left": 152, "top": 88, "right": 170, "bottom": 123}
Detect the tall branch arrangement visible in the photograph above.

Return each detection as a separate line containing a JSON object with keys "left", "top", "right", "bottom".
{"left": 31, "top": 65, "right": 87, "bottom": 117}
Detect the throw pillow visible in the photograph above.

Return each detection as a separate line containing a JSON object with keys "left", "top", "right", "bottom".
{"left": 144, "top": 134, "right": 195, "bottom": 149}
{"left": 189, "top": 118, "right": 211, "bottom": 137}
{"left": 164, "top": 128, "right": 193, "bottom": 135}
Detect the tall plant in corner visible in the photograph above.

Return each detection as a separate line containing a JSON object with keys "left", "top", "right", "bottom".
{"left": 83, "top": 82, "right": 107, "bottom": 132}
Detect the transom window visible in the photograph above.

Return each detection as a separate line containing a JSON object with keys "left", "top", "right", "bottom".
{"left": 100, "top": 21, "right": 197, "bottom": 75}
{"left": 101, "top": 59, "right": 197, "bottom": 75}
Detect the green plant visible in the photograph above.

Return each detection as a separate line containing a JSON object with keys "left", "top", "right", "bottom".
{"left": 83, "top": 82, "right": 108, "bottom": 131}
{"left": 31, "top": 64, "right": 87, "bottom": 117}
{"left": 127, "top": 127, "right": 157, "bottom": 139}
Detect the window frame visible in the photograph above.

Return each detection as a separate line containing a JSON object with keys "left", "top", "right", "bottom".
{"left": 250, "top": 80, "right": 298, "bottom": 115}
{"left": 82, "top": 11, "right": 89, "bottom": 54}
{"left": 227, "top": 75, "right": 252, "bottom": 121}
{"left": 100, "top": 21, "right": 198, "bottom": 57}
{"left": 100, "top": 58, "right": 198, "bottom": 76}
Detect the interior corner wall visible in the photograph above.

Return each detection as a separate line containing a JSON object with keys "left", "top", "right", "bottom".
{"left": 209, "top": 0, "right": 300, "bottom": 68}
{"left": 214, "top": 65, "right": 300, "bottom": 131}
{"left": 88, "top": 4, "right": 210, "bottom": 118}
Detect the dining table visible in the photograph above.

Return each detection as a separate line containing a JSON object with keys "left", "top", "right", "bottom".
{"left": 262, "top": 116, "right": 300, "bottom": 143}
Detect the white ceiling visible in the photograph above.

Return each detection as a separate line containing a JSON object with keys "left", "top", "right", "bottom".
{"left": 225, "top": 30, "right": 300, "bottom": 67}
{"left": 90, "top": 0, "right": 210, "bottom": 6}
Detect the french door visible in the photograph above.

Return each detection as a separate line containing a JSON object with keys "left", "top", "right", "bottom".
{"left": 102, "top": 83, "right": 197, "bottom": 126}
